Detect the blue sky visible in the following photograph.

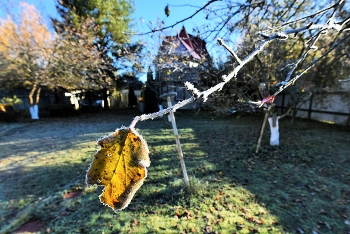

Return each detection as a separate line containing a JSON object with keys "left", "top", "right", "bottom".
{"left": 1, "top": 0, "right": 209, "bottom": 41}
{"left": 0, "top": 0, "right": 218, "bottom": 81}
{"left": 0, "top": 0, "right": 58, "bottom": 20}
{"left": 132, "top": 1, "right": 208, "bottom": 35}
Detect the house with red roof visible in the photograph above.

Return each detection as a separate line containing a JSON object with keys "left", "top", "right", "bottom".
{"left": 152, "top": 27, "right": 210, "bottom": 109}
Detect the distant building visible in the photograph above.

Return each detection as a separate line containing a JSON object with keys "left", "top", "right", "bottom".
{"left": 153, "top": 27, "right": 210, "bottom": 109}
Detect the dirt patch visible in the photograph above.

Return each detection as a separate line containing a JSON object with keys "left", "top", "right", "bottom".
{"left": 14, "top": 220, "right": 46, "bottom": 233}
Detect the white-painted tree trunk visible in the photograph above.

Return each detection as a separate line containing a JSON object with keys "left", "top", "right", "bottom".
{"left": 268, "top": 116, "right": 281, "bottom": 146}
{"left": 29, "top": 105, "right": 39, "bottom": 120}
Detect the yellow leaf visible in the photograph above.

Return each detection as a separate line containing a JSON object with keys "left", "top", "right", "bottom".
{"left": 86, "top": 127, "right": 150, "bottom": 210}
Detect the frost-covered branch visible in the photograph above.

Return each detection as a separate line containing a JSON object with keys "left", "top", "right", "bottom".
{"left": 217, "top": 38, "right": 242, "bottom": 64}
{"left": 276, "top": 2, "right": 344, "bottom": 87}
{"left": 273, "top": 33, "right": 350, "bottom": 97}
{"left": 275, "top": 0, "right": 344, "bottom": 30}
{"left": 130, "top": 97, "right": 195, "bottom": 128}
{"left": 129, "top": 3, "right": 348, "bottom": 128}
{"left": 275, "top": 32, "right": 322, "bottom": 87}
{"left": 130, "top": 36, "right": 271, "bottom": 127}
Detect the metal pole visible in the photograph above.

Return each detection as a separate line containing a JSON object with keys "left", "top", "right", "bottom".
{"left": 166, "top": 96, "right": 190, "bottom": 186}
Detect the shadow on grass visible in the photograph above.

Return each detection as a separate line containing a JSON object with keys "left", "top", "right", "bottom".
{"left": 135, "top": 111, "right": 350, "bottom": 233}
{"left": 1, "top": 111, "right": 349, "bottom": 233}
{"left": 186, "top": 114, "right": 350, "bottom": 233}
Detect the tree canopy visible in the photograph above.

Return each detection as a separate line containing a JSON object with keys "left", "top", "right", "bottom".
{"left": 0, "top": 2, "right": 108, "bottom": 106}
{"left": 54, "top": 0, "right": 145, "bottom": 91}
{"left": 56, "top": 0, "right": 133, "bottom": 44}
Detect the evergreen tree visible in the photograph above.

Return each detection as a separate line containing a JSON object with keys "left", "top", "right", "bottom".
{"left": 55, "top": 0, "right": 133, "bottom": 44}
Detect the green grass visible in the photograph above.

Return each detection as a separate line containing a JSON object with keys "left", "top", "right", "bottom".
{"left": 0, "top": 110, "right": 349, "bottom": 233}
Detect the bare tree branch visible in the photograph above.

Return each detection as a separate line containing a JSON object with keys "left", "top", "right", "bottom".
{"left": 217, "top": 38, "right": 242, "bottom": 64}
{"left": 273, "top": 33, "right": 350, "bottom": 96}
{"left": 123, "top": 0, "right": 221, "bottom": 36}
{"left": 130, "top": 10, "right": 348, "bottom": 128}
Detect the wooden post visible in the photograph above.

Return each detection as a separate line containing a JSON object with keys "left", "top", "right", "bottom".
{"left": 160, "top": 92, "right": 190, "bottom": 186}
{"left": 256, "top": 110, "right": 269, "bottom": 153}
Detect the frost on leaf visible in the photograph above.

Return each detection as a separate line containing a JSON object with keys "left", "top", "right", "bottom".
{"left": 86, "top": 127, "right": 150, "bottom": 211}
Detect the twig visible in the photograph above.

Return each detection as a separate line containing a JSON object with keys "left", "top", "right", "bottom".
{"left": 130, "top": 97, "right": 195, "bottom": 128}
{"left": 274, "top": 0, "right": 344, "bottom": 31}
{"left": 217, "top": 38, "right": 242, "bottom": 64}
{"left": 273, "top": 33, "right": 350, "bottom": 96}
{"left": 122, "top": 0, "right": 221, "bottom": 36}
{"left": 279, "top": 105, "right": 292, "bottom": 119}
{"left": 275, "top": 2, "right": 343, "bottom": 88}
{"left": 128, "top": 7, "right": 348, "bottom": 128}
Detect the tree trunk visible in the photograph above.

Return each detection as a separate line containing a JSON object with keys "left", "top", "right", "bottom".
{"left": 103, "top": 88, "right": 109, "bottom": 110}
{"left": 291, "top": 107, "right": 296, "bottom": 124}
{"left": 28, "top": 84, "right": 36, "bottom": 106}
{"left": 29, "top": 105, "right": 39, "bottom": 120}
{"left": 28, "top": 85, "right": 41, "bottom": 120}
{"left": 268, "top": 113, "right": 281, "bottom": 146}
{"left": 266, "top": 106, "right": 291, "bottom": 147}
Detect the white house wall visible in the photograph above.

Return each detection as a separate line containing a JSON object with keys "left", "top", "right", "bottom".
{"left": 275, "top": 91, "right": 350, "bottom": 125}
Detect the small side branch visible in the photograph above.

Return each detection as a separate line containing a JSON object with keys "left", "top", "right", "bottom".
{"left": 130, "top": 97, "right": 195, "bottom": 128}
{"left": 217, "top": 38, "right": 242, "bottom": 64}
{"left": 128, "top": 12, "right": 348, "bottom": 128}
{"left": 184, "top": 82, "right": 201, "bottom": 99}
{"left": 273, "top": 33, "right": 350, "bottom": 96}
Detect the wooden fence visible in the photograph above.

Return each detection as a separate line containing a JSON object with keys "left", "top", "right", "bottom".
{"left": 275, "top": 88, "right": 350, "bottom": 126}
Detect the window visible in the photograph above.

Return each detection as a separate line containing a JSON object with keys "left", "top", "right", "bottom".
{"left": 176, "top": 86, "right": 184, "bottom": 100}
{"left": 160, "top": 83, "right": 186, "bottom": 101}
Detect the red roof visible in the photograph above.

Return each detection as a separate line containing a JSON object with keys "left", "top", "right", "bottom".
{"left": 159, "top": 27, "right": 210, "bottom": 60}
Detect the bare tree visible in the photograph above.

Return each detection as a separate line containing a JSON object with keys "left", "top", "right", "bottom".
{"left": 129, "top": 0, "right": 349, "bottom": 147}
{"left": 133, "top": 1, "right": 348, "bottom": 119}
